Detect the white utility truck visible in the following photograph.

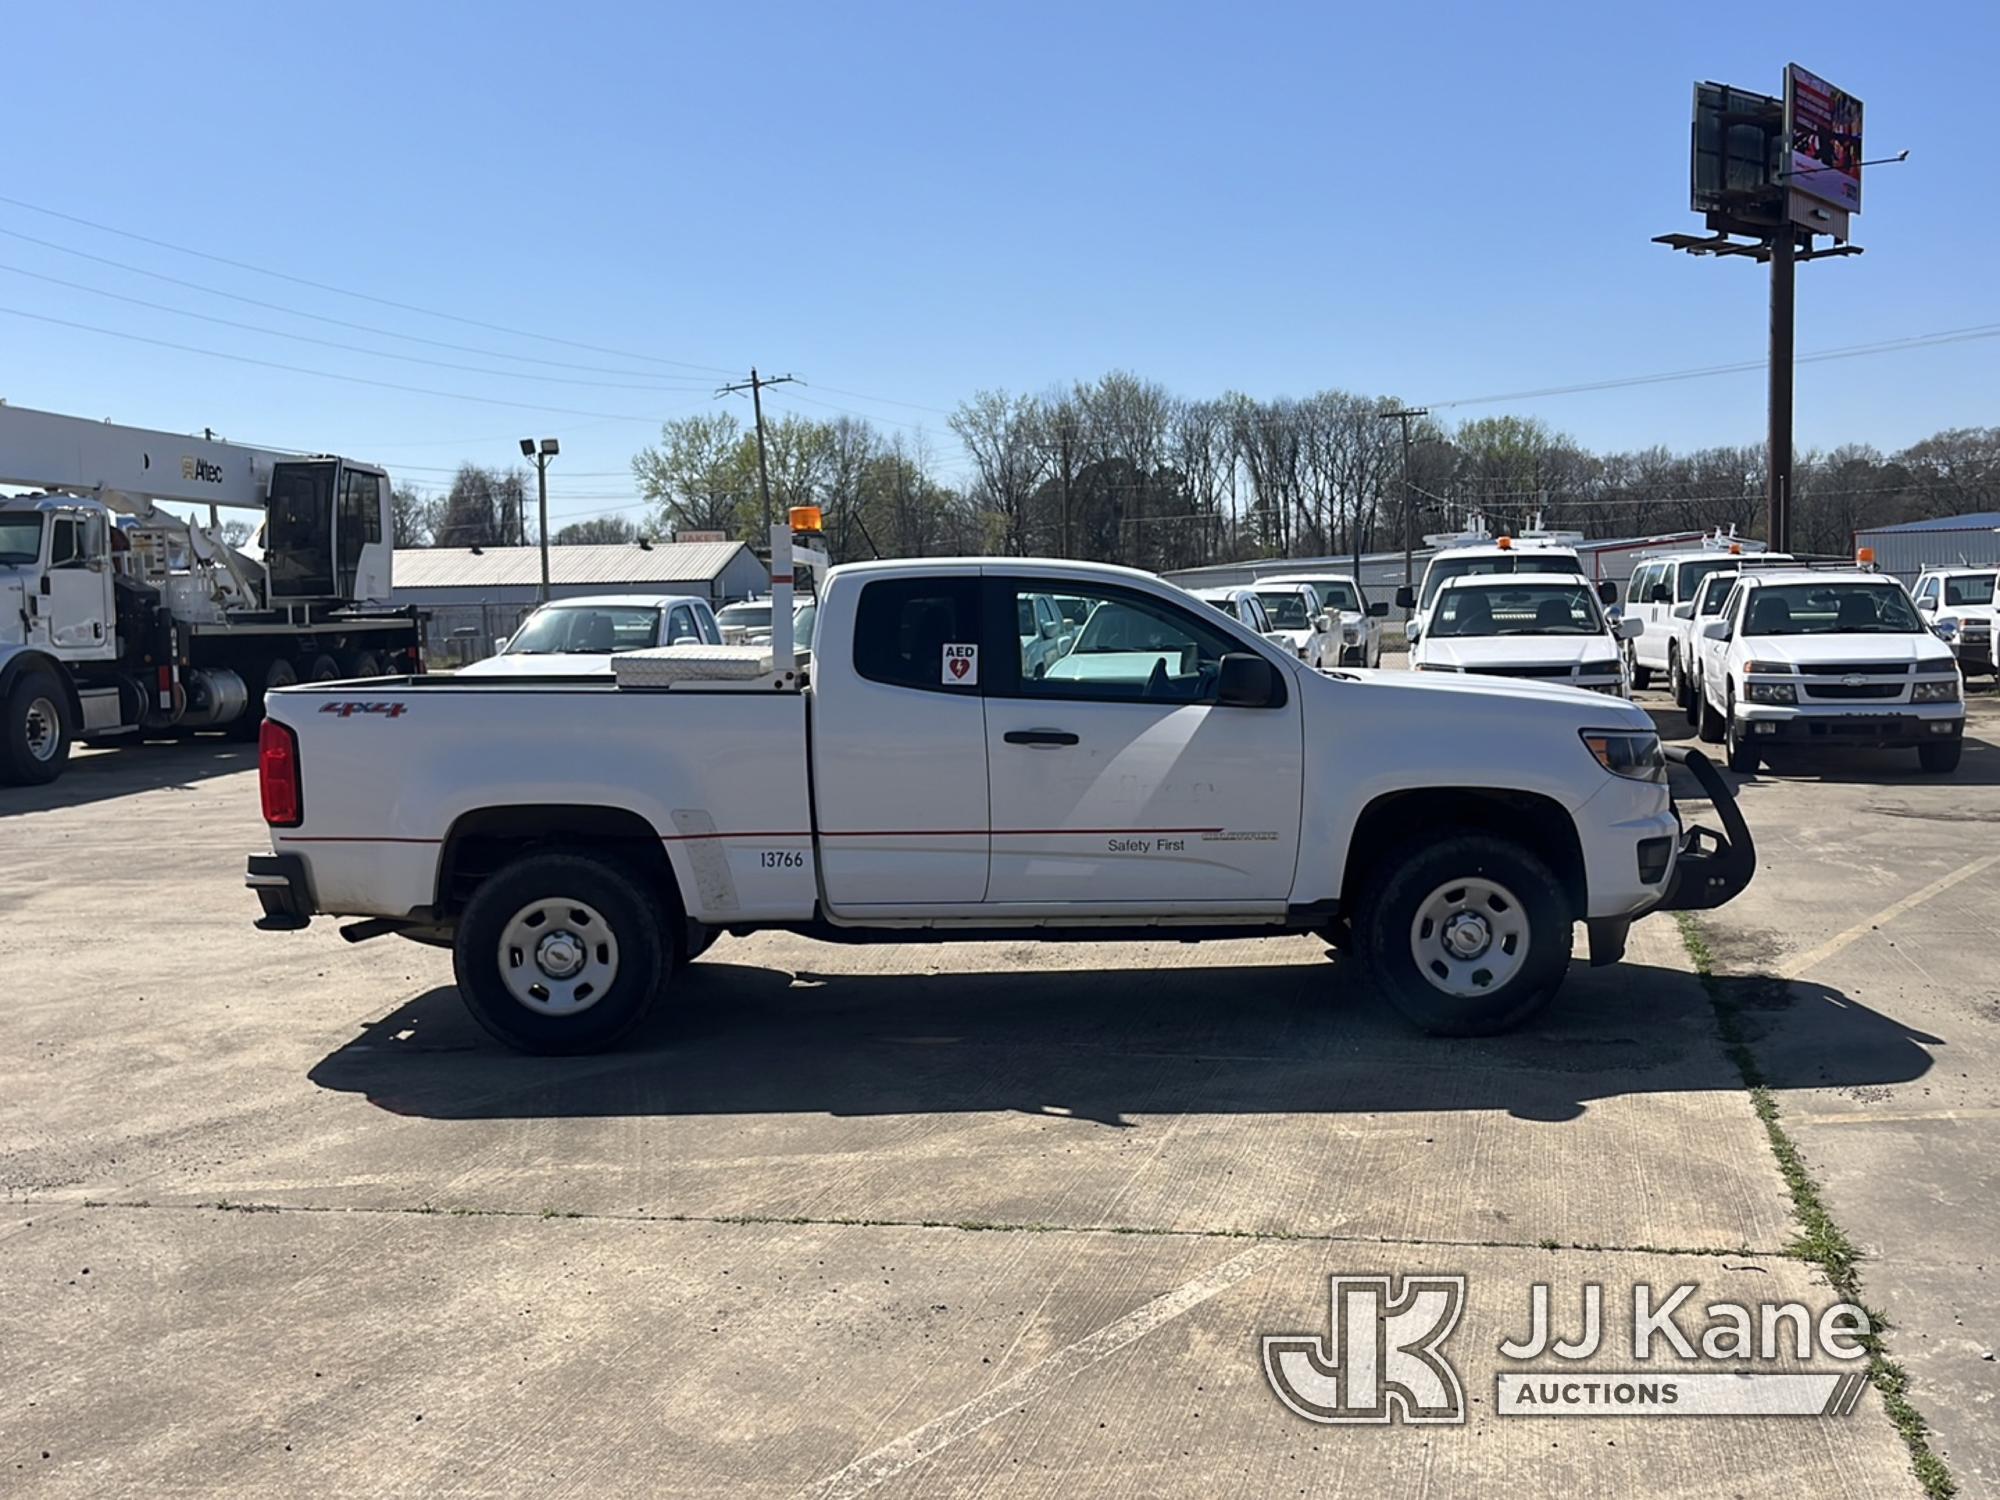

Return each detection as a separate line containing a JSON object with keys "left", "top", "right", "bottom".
{"left": 1409, "top": 573, "right": 1639, "bottom": 696}
{"left": 460, "top": 594, "right": 722, "bottom": 677}
{"left": 1395, "top": 520, "right": 1611, "bottom": 648}
{"left": 248, "top": 516, "right": 1753, "bottom": 1054}
{"left": 1253, "top": 574, "right": 1387, "bottom": 668}
{"left": 1911, "top": 566, "right": 1996, "bottom": 679}
{"left": 1694, "top": 564, "right": 1965, "bottom": 773}
{"left": 1, "top": 405, "right": 422, "bottom": 784}
{"left": 1623, "top": 530, "right": 1784, "bottom": 700}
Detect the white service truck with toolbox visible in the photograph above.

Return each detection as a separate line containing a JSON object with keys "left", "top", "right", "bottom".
{"left": 248, "top": 523, "right": 1754, "bottom": 1054}
{"left": 1, "top": 405, "right": 423, "bottom": 785}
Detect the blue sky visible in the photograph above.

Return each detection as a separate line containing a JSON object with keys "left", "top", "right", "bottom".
{"left": 5, "top": 0, "right": 1994, "bottom": 528}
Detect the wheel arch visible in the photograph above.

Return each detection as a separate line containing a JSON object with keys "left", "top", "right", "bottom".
{"left": 0, "top": 646, "right": 81, "bottom": 725}
{"left": 435, "top": 803, "right": 686, "bottom": 923}
{"left": 1341, "top": 786, "right": 1587, "bottom": 920}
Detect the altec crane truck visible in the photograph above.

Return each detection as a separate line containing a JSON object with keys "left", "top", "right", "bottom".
{"left": 0, "top": 404, "right": 423, "bottom": 784}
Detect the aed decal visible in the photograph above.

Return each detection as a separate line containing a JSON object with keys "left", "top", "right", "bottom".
{"left": 941, "top": 642, "right": 978, "bottom": 685}
{"left": 319, "top": 701, "right": 408, "bottom": 719}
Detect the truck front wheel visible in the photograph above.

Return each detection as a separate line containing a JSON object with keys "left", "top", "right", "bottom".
{"left": 1354, "top": 834, "right": 1572, "bottom": 1036}
{"left": 452, "top": 853, "right": 670, "bottom": 1054}
{"left": 2, "top": 668, "right": 72, "bottom": 785}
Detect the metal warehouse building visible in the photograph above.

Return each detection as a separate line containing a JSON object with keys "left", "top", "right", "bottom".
{"left": 391, "top": 540, "right": 768, "bottom": 666}
{"left": 1853, "top": 513, "right": 2000, "bottom": 584}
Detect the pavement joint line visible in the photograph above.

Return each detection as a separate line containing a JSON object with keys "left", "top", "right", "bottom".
{"left": 1776, "top": 850, "right": 2000, "bottom": 980}
{"left": 1676, "top": 911, "right": 1958, "bottom": 1500}
{"left": 56, "top": 1196, "right": 1783, "bottom": 1260}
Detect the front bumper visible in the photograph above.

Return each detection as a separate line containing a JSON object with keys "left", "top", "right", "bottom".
{"left": 1733, "top": 704, "right": 1965, "bottom": 750}
{"left": 1655, "top": 746, "right": 1755, "bottom": 912}
{"left": 245, "top": 852, "right": 313, "bottom": 930}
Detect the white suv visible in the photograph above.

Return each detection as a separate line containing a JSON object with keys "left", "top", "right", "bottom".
{"left": 1911, "top": 567, "right": 1996, "bottom": 678}
{"left": 1695, "top": 569, "right": 1966, "bottom": 774}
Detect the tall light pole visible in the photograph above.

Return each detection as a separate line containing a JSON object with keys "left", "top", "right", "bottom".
{"left": 519, "top": 437, "right": 559, "bottom": 602}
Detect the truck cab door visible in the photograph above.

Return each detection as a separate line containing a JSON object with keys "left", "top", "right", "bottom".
{"left": 811, "top": 572, "right": 990, "bottom": 911}
{"left": 981, "top": 576, "right": 1303, "bottom": 910}
{"left": 42, "top": 511, "right": 114, "bottom": 661}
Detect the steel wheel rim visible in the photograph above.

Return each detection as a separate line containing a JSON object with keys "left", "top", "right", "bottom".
{"left": 23, "top": 696, "right": 61, "bottom": 761}
{"left": 497, "top": 898, "right": 620, "bottom": 1016}
{"left": 1409, "top": 876, "right": 1530, "bottom": 998}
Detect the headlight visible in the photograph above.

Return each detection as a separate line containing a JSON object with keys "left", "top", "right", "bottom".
{"left": 1746, "top": 681, "right": 1797, "bottom": 704}
{"left": 1580, "top": 729, "right": 1666, "bottom": 782}
{"left": 1742, "top": 660, "right": 1792, "bottom": 675}
{"left": 1914, "top": 679, "right": 1960, "bottom": 703}
{"left": 1414, "top": 662, "right": 1459, "bottom": 672}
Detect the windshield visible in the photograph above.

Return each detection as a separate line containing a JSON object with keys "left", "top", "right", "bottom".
{"left": 1255, "top": 591, "right": 1311, "bottom": 628}
{"left": 1421, "top": 551, "right": 1581, "bottom": 608}
{"left": 0, "top": 512, "right": 43, "bottom": 565}
{"left": 1430, "top": 582, "right": 1604, "bottom": 637}
{"left": 1306, "top": 581, "right": 1359, "bottom": 612}
{"left": 1944, "top": 574, "right": 1997, "bottom": 607}
{"left": 1743, "top": 582, "right": 1924, "bottom": 636}
{"left": 720, "top": 603, "right": 772, "bottom": 629}
{"left": 506, "top": 604, "right": 662, "bottom": 655}
{"left": 1676, "top": 557, "right": 1740, "bottom": 602}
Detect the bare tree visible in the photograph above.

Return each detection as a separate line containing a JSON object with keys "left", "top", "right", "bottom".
{"left": 951, "top": 390, "right": 1047, "bottom": 555}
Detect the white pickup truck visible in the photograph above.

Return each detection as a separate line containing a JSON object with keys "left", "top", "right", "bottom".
{"left": 248, "top": 533, "right": 1752, "bottom": 1053}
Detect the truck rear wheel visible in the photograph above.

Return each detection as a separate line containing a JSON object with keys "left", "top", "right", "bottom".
{"left": 306, "top": 654, "right": 342, "bottom": 682}
{"left": 1918, "top": 738, "right": 1963, "bottom": 774}
{"left": 452, "top": 853, "right": 669, "bottom": 1054}
{"left": 2, "top": 669, "right": 72, "bottom": 785}
{"left": 1353, "top": 834, "right": 1571, "bottom": 1036}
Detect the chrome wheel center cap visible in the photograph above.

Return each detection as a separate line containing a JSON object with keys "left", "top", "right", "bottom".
{"left": 536, "top": 931, "right": 586, "bottom": 979}
{"left": 1441, "top": 911, "right": 1492, "bottom": 959}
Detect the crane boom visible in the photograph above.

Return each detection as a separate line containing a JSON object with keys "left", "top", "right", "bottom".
{"left": 0, "top": 402, "right": 302, "bottom": 513}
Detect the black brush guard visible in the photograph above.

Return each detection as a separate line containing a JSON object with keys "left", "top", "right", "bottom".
{"left": 1658, "top": 746, "right": 1756, "bottom": 911}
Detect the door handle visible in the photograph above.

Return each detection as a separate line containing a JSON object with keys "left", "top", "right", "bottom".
{"left": 1004, "top": 729, "right": 1079, "bottom": 747}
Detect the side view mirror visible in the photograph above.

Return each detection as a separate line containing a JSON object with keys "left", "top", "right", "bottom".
{"left": 1916, "top": 597, "right": 1936, "bottom": 612}
{"left": 1039, "top": 617, "right": 1059, "bottom": 639}
{"left": 1671, "top": 602, "right": 1695, "bottom": 619}
{"left": 1316, "top": 610, "right": 1337, "bottom": 633}
{"left": 1617, "top": 616, "right": 1644, "bottom": 641}
{"left": 670, "top": 634, "right": 698, "bottom": 647}
{"left": 1394, "top": 585, "right": 1415, "bottom": 610}
{"left": 494, "top": 636, "right": 510, "bottom": 653}
{"left": 1216, "top": 652, "right": 1283, "bottom": 708}
{"left": 1701, "top": 620, "right": 1732, "bottom": 642}
{"left": 1367, "top": 600, "right": 1389, "bottom": 618}
{"left": 1597, "top": 580, "right": 1618, "bottom": 606}
{"left": 1649, "top": 585, "right": 1671, "bottom": 605}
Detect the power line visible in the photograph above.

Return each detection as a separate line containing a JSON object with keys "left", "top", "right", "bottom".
{"left": 0, "top": 303, "right": 675, "bottom": 422}
{"left": 0, "top": 224, "right": 717, "bottom": 383}
{"left": 0, "top": 193, "right": 741, "bottom": 377}
{"left": 0, "top": 261, "right": 721, "bottom": 394}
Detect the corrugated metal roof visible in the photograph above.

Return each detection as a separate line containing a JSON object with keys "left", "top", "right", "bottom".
{"left": 392, "top": 541, "right": 753, "bottom": 589}
{"left": 1856, "top": 512, "right": 2000, "bottom": 534}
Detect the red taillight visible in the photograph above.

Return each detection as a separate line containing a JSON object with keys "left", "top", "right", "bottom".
{"left": 259, "top": 718, "right": 302, "bottom": 827}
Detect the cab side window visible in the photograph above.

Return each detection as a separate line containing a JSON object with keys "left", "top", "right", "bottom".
{"left": 992, "top": 578, "right": 1258, "bottom": 705}
{"left": 696, "top": 603, "right": 722, "bottom": 645}
{"left": 666, "top": 605, "right": 695, "bottom": 644}
{"left": 49, "top": 516, "right": 82, "bottom": 567}
{"left": 853, "top": 576, "right": 983, "bottom": 694}
{"left": 1626, "top": 563, "right": 1655, "bottom": 606}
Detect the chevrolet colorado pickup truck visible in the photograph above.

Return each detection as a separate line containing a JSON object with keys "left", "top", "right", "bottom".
{"left": 248, "top": 532, "right": 1751, "bottom": 1054}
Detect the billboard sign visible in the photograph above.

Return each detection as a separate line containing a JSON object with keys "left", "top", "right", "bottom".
{"left": 1784, "top": 64, "right": 1863, "bottom": 213}
{"left": 1690, "top": 82, "right": 1783, "bottom": 232}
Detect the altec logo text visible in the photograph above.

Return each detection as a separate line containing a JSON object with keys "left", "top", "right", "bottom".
{"left": 1263, "top": 1275, "right": 1873, "bottom": 1424}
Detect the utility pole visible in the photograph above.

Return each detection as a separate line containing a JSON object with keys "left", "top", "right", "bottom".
{"left": 1381, "top": 407, "right": 1427, "bottom": 612}
{"left": 518, "top": 437, "right": 559, "bottom": 602}
{"left": 716, "top": 368, "right": 800, "bottom": 535}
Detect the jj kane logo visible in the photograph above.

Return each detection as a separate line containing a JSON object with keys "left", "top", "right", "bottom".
{"left": 1263, "top": 1274, "right": 1874, "bottom": 1424}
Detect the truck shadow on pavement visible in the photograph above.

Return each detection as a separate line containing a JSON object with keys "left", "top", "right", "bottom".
{"left": 308, "top": 950, "right": 1939, "bottom": 1128}
{"left": 0, "top": 738, "right": 253, "bottom": 815}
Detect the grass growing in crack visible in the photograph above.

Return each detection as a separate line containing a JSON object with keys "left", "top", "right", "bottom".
{"left": 1676, "top": 912, "right": 1955, "bottom": 1500}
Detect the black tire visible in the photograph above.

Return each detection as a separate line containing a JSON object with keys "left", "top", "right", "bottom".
{"left": 1697, "top": 679, "right": 1726, "bottom": 743}
{"left": 1724, "top": 692, "right": 1759, "bottom": 773}
{"left": 1918, "top": 738, "right": 1963, "bottom": 774}
{"left": 452, "top": 853, "right": 671, "bottom": 1054}
{"left": 1667, "top": 647, "right": 1687, "bottom": 710}
{"left": 1627, "top": 645, "right": 1653, "bottom": 691}
{"left": 306, "top": 654, "right": 342, "bottom": 682}
{"left": 1683, "top": 668, "right": 1703, "bottom": 728}
{"left": 345, "top": 650, "right": 386, "bottom": 679}
{"left": 1352, "top": 833, "right": 1573, "bottom": 1036}
{"left": 675, "top": 922, "right": 718, "bottom": 970}
{"left": 1, "top": 668, "right": 72, "bottom": 785}
{"left": 228, "top": 657, "right": 303, "bottom": 742}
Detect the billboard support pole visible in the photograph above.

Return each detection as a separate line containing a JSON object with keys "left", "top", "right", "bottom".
{"left": 1768, "top": 228, "right": 1795, "bottom": 552}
